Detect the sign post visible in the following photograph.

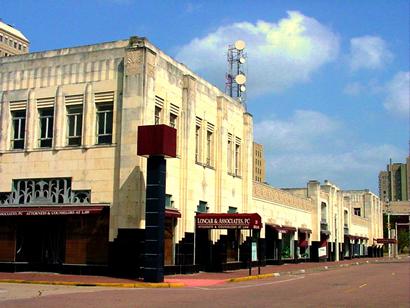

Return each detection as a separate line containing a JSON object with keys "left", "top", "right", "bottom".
{"left": 138, "top": 125, "right": 176, "bottom": 283}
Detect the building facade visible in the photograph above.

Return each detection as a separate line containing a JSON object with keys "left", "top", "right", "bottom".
{"left": 252, "top": 142, "right": 265, "bottom": 183}
{"left": 379, "top": 159, "right": 409, "bottom": 202}
{"left": 0, "top": 21, "right": 29, "bottom": 58}
{"left": 0, "top": 36, "right": 384, "bottom": 276}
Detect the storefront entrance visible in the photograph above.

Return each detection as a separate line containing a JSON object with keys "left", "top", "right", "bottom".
{"left": 16, "top": 217, "right": 65, "bottom": 266}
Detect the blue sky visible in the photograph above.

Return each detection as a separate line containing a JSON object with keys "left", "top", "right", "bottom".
{"left": 2, "top": 0, "right": 409, "bottom": 193}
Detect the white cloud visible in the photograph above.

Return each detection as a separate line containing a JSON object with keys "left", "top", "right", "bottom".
{"left": 254, "top": 110, "right": 406, "bottom": 192}
{"left": 384, "top": 71, "right": 410, "bottom": 118}
{"left": 254, "top": 110, "right": 340, "bottom": 152}
{"left": 349, "top": 36, "right": 393, "bottom": 71}
{"left": 343, "top": 82, "right": 363, "bottom": 96}
{"left": 176, "top": 11, "right": 339, "bottom": 96}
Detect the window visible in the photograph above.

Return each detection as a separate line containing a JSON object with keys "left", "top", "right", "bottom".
{"left": 66, "top": 105, "right": 83, "bottom": 146}
{"left": 11, "top": 110, "right": 26, "bottom": 149}
{"left": 235, "top": 141, "right": 241, "bottom": 176}
{"left": 228, "top": 206, "right": 237, "bottom": 214}
{"left": 170, "top": 113, "right": 177, "bottom": 128}
{"left": 206, "top": 130, "right": 213, "bottom": 166}
{"left": 227, "top": 134, "right": 232, "bottom": 173}
{"left": 195, "top": 124, "right": 201, "bottom": 163}
{"left": 38, "top": 108, "right": 54, "bottom": 148}
{"left": 155, "top": 106, "right": 161, "bottom": 125}
{"left": 354, "top": 208, "right": 361, "bottom": 216}
{"left": 197, "top": 201, "right": 208, "bottom": 213}
{"left": 96, "top": 104, "right": 113, "bottom": 144}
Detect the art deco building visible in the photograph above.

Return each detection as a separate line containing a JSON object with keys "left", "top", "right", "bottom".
{"left": 0, "top": 20, "right": 29, "bottom": 57}
{"left": 0, "top": 36, "right": 384, "bottom": 275}
{"left": 253, "top": 142, "right": 266, "bottom": 183}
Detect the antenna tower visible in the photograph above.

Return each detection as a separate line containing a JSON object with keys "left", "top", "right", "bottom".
{"left": 225, "top": 40, "right": 247, "bottom": 106}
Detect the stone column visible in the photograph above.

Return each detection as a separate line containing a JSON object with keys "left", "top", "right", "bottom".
{"left": 0, "top": 92, "right": 10, "bottom": 152}
{"left": 83, "top": 83, "right": 94, "bottom": 147}
{"left": 26, "top": 89, "right": 36, "bottom": 151}
{"left": 54, "top": 86, "right": 64, "bottom": 149}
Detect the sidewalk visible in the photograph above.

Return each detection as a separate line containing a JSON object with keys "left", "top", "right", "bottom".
{"left": 0, "top": 256, "right": 407, "bottom": 288}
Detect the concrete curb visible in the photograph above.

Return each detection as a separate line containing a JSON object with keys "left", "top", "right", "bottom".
{"left": 228, "top": 273, "right": 274, "bottom": 283}
{"left": 0, "top": 279, "right": 184, "bottom": 288}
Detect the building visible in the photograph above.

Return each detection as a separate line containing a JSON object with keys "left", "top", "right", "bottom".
{"left": 253, "top": 142, "right": 265, "bottom": 183}
{"left": 0, "top": 36, "right": 384, "bottom": 276}
{"left": 0, "top": 20, "right": 29, "bottom": 57}
{"left": 379, "top": 159, "right": 409, "bottom": 202}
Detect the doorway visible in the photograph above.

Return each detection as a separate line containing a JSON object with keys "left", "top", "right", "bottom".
{"left": 16, "top": 217, "right": 66, "bottom": 266}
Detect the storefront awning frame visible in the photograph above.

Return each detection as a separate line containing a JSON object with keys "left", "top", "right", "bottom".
{"left": 0, "top": 204, "right": 109, "bottom": 216}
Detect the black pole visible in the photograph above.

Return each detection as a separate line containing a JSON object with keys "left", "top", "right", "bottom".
{"left": 249, "top": 230, "right": 252, "bottom": 276}
{"left": 257, "top": 231, "right": 261, "bottom": 275}
{"left": 143, "top": 156, "right": 166, "bottom": 282}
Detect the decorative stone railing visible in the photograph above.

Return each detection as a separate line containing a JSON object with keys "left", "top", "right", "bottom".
{"left": 0, "top": 178, "right": 90, "bottom": 206}
{"left": 253, "top": 182, "right": 313, "bottom": 211}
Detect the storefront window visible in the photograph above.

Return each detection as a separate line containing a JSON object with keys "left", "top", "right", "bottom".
{"left": 281, "top": 232, "right": 294, "bottom": 259}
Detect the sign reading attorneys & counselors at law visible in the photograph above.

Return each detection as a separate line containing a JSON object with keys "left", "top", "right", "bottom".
{"left": 195, "top": 213, "right": 262, "bottom": 229}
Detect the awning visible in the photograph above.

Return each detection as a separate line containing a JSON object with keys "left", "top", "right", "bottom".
{"left": 165, "top": 208, "right": 181, "bottom": 218}
{"left": 0, "top": 205, "right": 108, "bottom": 216}
{"left": 298, "top": 227, "right": 312, "bottom": 234}
{"left": 196, "top": 213, "right": 262, "bottom": 229}
{"left": 267, "top": 224, "right": 296, "bottom": 234}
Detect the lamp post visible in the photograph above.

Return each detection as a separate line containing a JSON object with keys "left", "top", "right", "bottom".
{"left": 335, "top": 213, "right": 339, "bottom": 261}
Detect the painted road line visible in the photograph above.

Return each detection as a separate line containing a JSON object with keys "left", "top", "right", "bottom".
{"left": 359, "top": 283, "right": 367, "bottom": 288}
{"left": 196, "top": 275, "right": 305, "bottom": 291}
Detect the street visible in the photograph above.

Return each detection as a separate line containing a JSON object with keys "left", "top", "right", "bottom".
{"left": 1, "top": 259, "right": 409, "bottom": 307}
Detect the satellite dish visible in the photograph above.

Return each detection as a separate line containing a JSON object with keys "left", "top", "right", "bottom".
{"left": 239, "top": 57, "right": 246, "bottom": 64}
{"left": 235, "top": 74, "right": 246, "bottom": 85}
{"left": 234, "top": 40, "right": 246, "bottom": 50}
{"left": 240, "top": 85, "right": 246, "bottom": 92}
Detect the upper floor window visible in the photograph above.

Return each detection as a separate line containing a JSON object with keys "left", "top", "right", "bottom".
{"left": 206, "top": 129, "right": 214, "bottom": 167}
{"left": 38, "top": 108, "right": 54, "bottom": 148}
{"left": 235, "top": 139, "right": 241, "bottom": 176}
{"left": 155, "top": 106, "right": 162, "bottom": 125}
{"left": 96, "top": 103, "right": 113, "bottom": 144}
{"left": 227, "top": 134, "right": 232, "bottom": 174}
{"left": 170, "top": 113, "right": 177, "bottom": 128}
{"left": 66, "top": 105, "right": 83, "bottom": 146}
{"left": 195, "top": 123, "right": 201, "bottom": 163}
{"left": 354, "top": 208, "right": 361, "bottom": 216}
{"left": 11, "top": 110, "right": 26, "bottom": 150}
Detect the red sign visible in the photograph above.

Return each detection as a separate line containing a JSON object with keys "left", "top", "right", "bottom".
{"left": 0, "top": 206, "right": 106, "bottom": 216}
{"left": 375, "top": 238, "right": 397, "bottom": 244}
{"left": 137, "top": 125, "right": 177, "bottom": 158}
{"left": 196, "top": 213, "right": 262, "bottom": 229}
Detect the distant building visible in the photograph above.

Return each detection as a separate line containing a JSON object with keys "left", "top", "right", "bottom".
{"left": 0, "top": 20, "right": 29, "bottom": 57}
{"left": 253, "top": 142, "right": 265, "bottom": 183}
{"left": 379, "top": 159, "right": 409, "bottom": 201}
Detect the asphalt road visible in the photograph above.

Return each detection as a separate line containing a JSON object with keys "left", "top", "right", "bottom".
{"left": 1, "top": 260, "right": 409, "bottom": 308}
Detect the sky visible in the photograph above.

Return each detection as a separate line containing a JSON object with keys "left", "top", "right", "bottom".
{"left": 2, "top": 0, "right": 409, "bottom": 193}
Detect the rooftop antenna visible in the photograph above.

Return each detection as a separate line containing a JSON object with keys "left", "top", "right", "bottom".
{"left": 225, "top": 40, "right": 247, "bottom": 108}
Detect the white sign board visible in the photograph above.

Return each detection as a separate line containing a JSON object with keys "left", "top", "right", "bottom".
{"left": 318, "top": 246, "right": 327, "bottom": 258}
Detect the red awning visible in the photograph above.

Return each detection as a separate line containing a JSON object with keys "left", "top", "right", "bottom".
{"left": 0, "top": 205, "right": 107, "bottom": 216}
{"left": 196, "top": 213, "right": 262, "bottom": 229}
{"left": 165, "top": 208, "right": 181, "bottom": 218}
{"left": 267, "top": 224, "right": 296, "bottom": 234}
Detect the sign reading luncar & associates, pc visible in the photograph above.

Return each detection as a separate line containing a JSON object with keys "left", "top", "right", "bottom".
{"left": 195, "top": 213, "right": 262, "bottom": 229}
